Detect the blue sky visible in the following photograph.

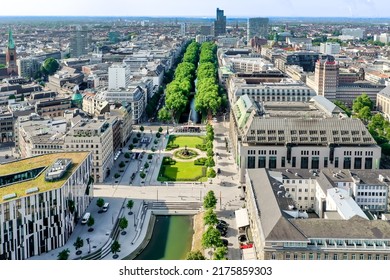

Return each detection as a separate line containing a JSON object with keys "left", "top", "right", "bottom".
{"left": 0, "top": 0, "right": 388, "bottom": 18}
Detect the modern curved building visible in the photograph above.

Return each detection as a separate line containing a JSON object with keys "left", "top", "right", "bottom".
{"left": 0, "top": 152, "right": 93, "bottom": 260}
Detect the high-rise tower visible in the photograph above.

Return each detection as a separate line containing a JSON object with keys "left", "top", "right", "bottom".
{"left": 214, "top": 8, "right": 226, "bottom": 37}
{"left": 247, "top": 17, "right": 269, "bottom": 43}
{"left": 6, "top": 29, "right": 18, "bottom": 75}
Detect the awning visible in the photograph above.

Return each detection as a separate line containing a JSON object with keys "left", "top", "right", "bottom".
{"left": 242, "top": 247, "right": 256, "bottom": 260}
{"left": 235, "top": 208, "right": 249, "bottom": 229}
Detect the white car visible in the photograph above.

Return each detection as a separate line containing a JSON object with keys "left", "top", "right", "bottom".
{"left": 140, "top": 167, "right": 144, "bottom": 172}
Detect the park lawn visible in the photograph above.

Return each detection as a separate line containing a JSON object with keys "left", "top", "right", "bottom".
{"left": 167, "top": 135, "right": 205, "bottom": 149}
{"left": 158, "top": 161, "right": 207, "bottom": 182}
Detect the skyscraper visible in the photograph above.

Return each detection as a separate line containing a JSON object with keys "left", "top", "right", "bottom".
{"left": 247, "top": 17, "right": 269, "bottom": 43}
{"left": 314, "top": 55, "right": 339, "bottom": 100}
{"left": 214, "top": 8, "right": 226, "bottom": 37}
{"left": 6, "top": 29, "right": 18, "bottom": 75}
{"left": 70, "top": 26, "right": 90, "bottom": 58}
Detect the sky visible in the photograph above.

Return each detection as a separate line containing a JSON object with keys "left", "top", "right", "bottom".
{"left": 0, "top": 0, "right": 389, "bottom": 18}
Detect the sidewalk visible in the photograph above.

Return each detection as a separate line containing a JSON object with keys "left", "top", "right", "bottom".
{"left": 29, "top": 198, "right": 149, "bottom": 260}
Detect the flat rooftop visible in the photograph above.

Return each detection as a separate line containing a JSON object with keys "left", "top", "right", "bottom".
{"left": 0, "top": 152, "right": 89, "bottom": 203}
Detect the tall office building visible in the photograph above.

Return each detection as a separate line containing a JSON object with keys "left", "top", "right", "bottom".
{"left": 214, "top": 8, "right": 226, "bottom": 36}
{"left": 313, "top": 55, "right": 339, "bottom": 99}
{"left": 70, "top": 26, "right": 90, "bottom": 58}
{"left": 247, "top": 17, "right": 269, "bottom": 43}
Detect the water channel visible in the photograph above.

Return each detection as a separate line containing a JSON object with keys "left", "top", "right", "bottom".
{"left": 131, "top": 215, "right": 193, "bottom": 260}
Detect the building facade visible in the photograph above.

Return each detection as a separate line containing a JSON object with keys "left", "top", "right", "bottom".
{"left": 0, "top": 152, "right": 93, "bottom": 260}
{"left": 247, "top": 18, "right": 269, "bottom": 43}
{"left": 214, "top": 8, "right": 226, "bottom": 37}
{"left": 230, "top": 95, "right": 381, "bottom": 183}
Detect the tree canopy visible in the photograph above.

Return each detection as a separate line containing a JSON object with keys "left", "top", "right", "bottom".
{"left": 202, "top": 226, "right": 223, "bottom": 249}
{"left": 186, "top": 250, "right": 206, "bottom": 260}
{"left": 41, "top": 58, "right": 60, "bottom": 76}
{"left": 203, "top": 208, "right": 218, "bottom": 226}
{"left": 213, "top": 246, "right": 228, "bottom": 260}
{"left": 204, "top": 190, "right": 217, "bottom": 209}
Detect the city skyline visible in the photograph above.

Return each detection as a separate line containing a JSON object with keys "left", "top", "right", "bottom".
{"left": 0, "top": 0, "right": 388, "bottom": 18}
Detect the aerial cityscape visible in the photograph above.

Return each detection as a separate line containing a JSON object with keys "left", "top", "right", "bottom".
{"left": 2, "top": 1, "right": 390, "bottom": 261}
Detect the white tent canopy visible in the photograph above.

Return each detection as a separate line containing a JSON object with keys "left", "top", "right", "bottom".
{"left": 235, "top": 208, "right": 250, "bottom": 229}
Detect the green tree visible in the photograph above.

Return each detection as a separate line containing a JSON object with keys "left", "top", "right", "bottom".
{"left": 333, "top": 100, "right": 351, "bottom": 117}
{"left": 119, "top": 161, "right": 125, "bottom": 168}
{"left": 0, "top": 63, "right": 6, "bottom": 69}
{"left": 119, "top": 217, "right": 128, "bottom": 233}
{"left": 207, "top": 168, "right": 217, "bottom": 178}
{"left": 358, "top": 106, "right": 372, "bottom": 122}
{"left": 140, "top": 126, "right": 144, "bottom": 132}
{"left": 111, "top": 240, "right": 121, "bottom": 258}
{"left": 207, "top": 148, "right": 214, "bottom": 157}
{"left": 96, "top": 198, "right": 105, "bottom": 209}
{"left": 57, "top": 249, "right": 70, "bottom": 260}
{"left": 41, "top": 57, "right": 60, "bottom": 75}
{"left": 205, "top": 156, "right": 215, "bottom": 168}
{"left": 126, "top": 199, "right": 134, "bottom": 215}
{"left": 368, "top": 113, "right": 385, "bottom": 132}
{"left": 203, "top": 208, "right": 218, "bottom": 226}
{"left": 129, "top": 144, "right": 134, "bottom": 150}
{"left": 158, "top": 127, "right": 163, "bottom": 133}
{"left": 148, "top": 154, "right": 153, "bottom": 160}
{"left": 158, "top": 107, "right": 171, "bottom": 122}
{"left": 204, "top": 190, "right": 217, "bottom": 209}
{"left": 156, "top": 132, "right": 161, "bottom": 138}
{"left": 124, "top": 152, "right": 131, "bottom": 159}
{"left": 186, "top": 250, "right": 206, "bottom": 260}
{"left": 213, "top": 246, "right": 228, "bottom": 260}
{"left": 73, "top": 237, "right": 84, "bottom": 252}
{"left": 202, "top": 226, "right": 223, "bottom": 249}
{"left": 87, "top": 216, "right": 95, "bottom": 231}
{"left": 8, "top": 94, "right": 16, "bottom": 100}
{"left": 144, "top": 162, "right": 149, "bottom": 169}
{"left": 353, "top": 93, "right": 373, "bottom": 113}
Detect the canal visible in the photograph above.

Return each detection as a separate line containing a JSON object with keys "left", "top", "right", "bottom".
{"left": 132, "top": 215, "right": 193, "bottom": 260}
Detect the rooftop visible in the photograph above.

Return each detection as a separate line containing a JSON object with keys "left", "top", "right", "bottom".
{"left": 0, "top": 152, "right": 89, "bottom": 203}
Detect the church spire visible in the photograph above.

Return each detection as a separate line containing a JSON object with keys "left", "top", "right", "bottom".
{"left": 8, "top": 29, "right": 15, "bottom": 49}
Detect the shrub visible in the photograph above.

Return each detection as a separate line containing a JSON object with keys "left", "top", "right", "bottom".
{"left": 129, "top": 144, "right": 134, "bottom": 150}
{"left": 162, "top": 157, "right": 176, "bottom": 165}
{"left": 158, "top": 127, "right": 163, "bottom": 133}
{"left": 196, "top": 144, "right": 207, "bottom": 151}
{"left": 114, "top": 173, "right": 120, "bottom": 178}
{"left": 148, "top": 154, "right": 153, "bottom": 160}
{"left": 132, "top": 138, "right": 138, "bottom": 144}
{"left": 124, "top": 152, "right": 130, "bottom": 159}
{"left": 194, "top": 157, "right": 207, "bottom": 166}
{"left": 154, "top": 139, "right": 158, "bottom": 144}
{"left": 119, "top": 161, "right": 125, "bottom": 168}
{"left": 137, "top": 132, "right": 141, "bottom": 138}
{"left": 166, "top": 143, "right": 179, "bottom": 151}
{"left": 144, "top": 162, "right": 149, "bottom": 169}
{"left": 140, "top": 172, "right": 146, "bottom": 179}
{"left": 156, "top": 132, "right": 161, "bottom": 138}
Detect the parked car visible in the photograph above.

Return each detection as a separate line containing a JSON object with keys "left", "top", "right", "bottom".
{"left": 217, "top": 228, "right": 227, "bottom": 237}
{"left": 218, "top": 219, "right": 228, "bottom": 226}
{"left": 238, "top": 234, "right": 247, "bottom": 243}
{"left": 216, "top": 223, "right": 228, "bottom": 230}
{"left": 221, "top": 238, "right": 229, "bottom": 246}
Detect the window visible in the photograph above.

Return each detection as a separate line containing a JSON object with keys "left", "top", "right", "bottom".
{"left": 351, "top": 254, "right": 356, "bottom": 260}
{"left": 335, "top": 157, "right": 339, "bottom": 168}
{"left": 293, "top": 253, "right": 298, "bottom": 260}
{"left": 359, "top": 254, "right": 364, "bottom": 260}
{"left": 269, "top": 156, "right": 277, "bottom": 169}
{"left": 365, "top": 158, "right": 373, "bottom": 169}
{"left": 285, "top": 253, "right": 290, "bottom": 260}
{"left": 324, "top": 157, "right": 328, "bottom": 168}
{"left": 301, "top": 157, "right": 309, "bottom": 169}
{"left": 343, "top": 157, "right": 351, "bottom": 169}
{"left": 258, "top": 156, "right": 266, "bottom": 168}
{"left": 333, "top": 254, "right": 338, "bottom": 260}
{"left": 311, "top": 157, "right": 319, "bottom": 169}
{"left": 292, "top": 157, "right": 296, "bottom": 168}
{"left": 354, "top": 157, "right": 362, "bottom": 169}
{"left": 281, "top": 157, "right": 286, "bottom": 168}
{"left": 247, "top": 156, "right": 256, "bottom": 169}
{"left": 343, "top": 253, "right": 348, "bottom": 260}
